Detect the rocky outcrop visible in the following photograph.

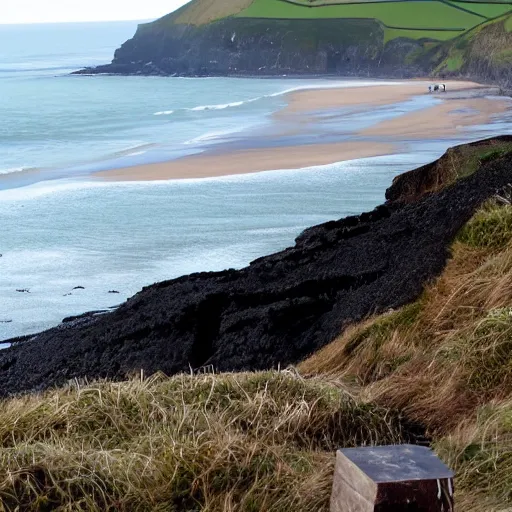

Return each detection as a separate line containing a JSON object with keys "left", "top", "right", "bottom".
{"left": 386, "top": 136, "right": 512, "bottom": 204}
{"left": 75, "top": 18, "right": 424, "bottom": 77}
{"left": 1, "top": 137, "right": 512, "bottom": 397}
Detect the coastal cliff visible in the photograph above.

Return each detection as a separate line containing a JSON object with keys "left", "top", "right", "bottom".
{"left": 78, "top": 18, "right": 421, "bottom": 78}
{"left": 74, "top": 0, "right": 512, "bottom": 89}
{"left": 2, "top": 136, "right": 512, "bottom": 397}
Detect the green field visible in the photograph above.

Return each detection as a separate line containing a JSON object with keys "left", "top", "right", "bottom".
{"left": 234, "top": 0, "right": 512, "bottom": 41}
{"left": 161, "top": 0, "right": 512, "bottom": 44}
{"left": 449, "top": 1, "right": 512, "bottom": 18}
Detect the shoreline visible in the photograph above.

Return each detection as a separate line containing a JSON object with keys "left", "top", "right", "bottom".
{"left": 96, "top": 79, "right": 508, "bottom": 182}
{"left": 2, "top": 78, "right": 508, "bottom": 190}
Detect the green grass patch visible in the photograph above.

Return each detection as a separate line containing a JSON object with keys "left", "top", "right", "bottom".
{"left": 447, "top": 142, "right": 512, "bottom": 182}
{"left": 444, "top": 49, "right": 465, "bottom": 70}
{"left": 457, "top": 201, "right": 512, "bottom": 250}
{"left": 506, "top": 14, "right": 512, "bottom": 31}
{"left": 237, "top": 0, "right": 484, "bottom": 31}
{"left": 341, "top": 302, "right": 422, "bottom": 383}
{"left": 447, "top": 1, "right": 512, "bottom": 18}
{"left": 384, "top": 27, "right": 463, "bottom": 43}
{"left": 435, "top": 401, "right": 512, "bottom": 505}
{"left": 493, "top": 47, "right": 512, "bottom": 63}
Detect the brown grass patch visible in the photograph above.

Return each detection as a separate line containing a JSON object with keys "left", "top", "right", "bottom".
{"left": 0, "top": 371, "right": 408, "bottom": 511}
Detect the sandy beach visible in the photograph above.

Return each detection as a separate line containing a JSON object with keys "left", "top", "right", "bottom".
{"left": 282, "top": 80, "right": 485, "bottom": 113}
{"left": 97, "top": 80, "right": 510, "bottom": 182}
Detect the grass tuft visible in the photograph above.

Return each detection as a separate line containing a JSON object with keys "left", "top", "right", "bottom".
{"left": 457, "top": 200, "right": 512, "bottom": 249}
{"left": 0, "top": 372, "right": 406, "bottom": 511}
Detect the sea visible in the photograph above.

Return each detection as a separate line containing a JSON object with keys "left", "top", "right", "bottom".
{"left": 1, "top": 21, "right": 511, "bottom": 341}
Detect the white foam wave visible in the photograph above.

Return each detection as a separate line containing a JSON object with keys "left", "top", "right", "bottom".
{"left": 110, "top": 143, "right": 155, "bottom": 158}
{"left": 0, "top": 167, "right": 28, "bottom": 175}
{"left": 184, "top": 128, "right": 241, "bottom": 145}
{"left": 153, "top": 96, "right": 263, "bottom": 117}
{"left": 154, "top": 81, "right": 404, "bottom": 117}
{"left": 190, "top": 100, "right": 246, "bottom": 111}
{"left": 154, "top": 110, "right": 175, "bottom": 116}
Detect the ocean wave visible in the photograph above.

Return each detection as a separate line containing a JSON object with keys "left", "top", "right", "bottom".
{"left": 0, "top": 167, "right": 28, "bottom": 175}
{"left": 153, "top": 97, "right": 261, "bottom": 117}
{"left": 153, "top": 110, "right": 175, "bottom": 116}
{"left": 190, "top": 100, "right": 247, "bottom": 111}
{"left": 109, "top": 143, "right": 155, "bottom": 159}
{"left": 184, "top": 128, "right": 241, "bottom": 145}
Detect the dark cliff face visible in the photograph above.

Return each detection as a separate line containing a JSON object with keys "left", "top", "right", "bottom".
{"left": 2, "top": 137, "right": 512, "bottom": 397}
{"left": 76, "top": 18, "right": 423, "bottom": 77}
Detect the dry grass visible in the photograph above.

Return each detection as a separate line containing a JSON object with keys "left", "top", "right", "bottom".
{"left": 0, "top": 371, "right": 407, "bottom": 511}
{"left": 435, "top": 398, "right": 512, "bottom": 508}
{"left": 155, "top": 0, "right": 254, "bottom": 26}
{"left": 300, "top": 200, "right": 512, "bottom": 509}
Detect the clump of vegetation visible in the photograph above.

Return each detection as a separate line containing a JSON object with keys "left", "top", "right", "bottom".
{"left": 0, "top": 372, "right": 406, "bottom": 511}
{"left": 435, "top": 399, "right": 512, "bottom": 508}
{"left": 301, "top": 201, "right": 512, "bottom": 509}
{"left": 458, "top": 199, "right": 512, "bottom": 249}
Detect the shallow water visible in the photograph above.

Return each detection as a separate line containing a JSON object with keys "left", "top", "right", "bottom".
{"left": 1, "top": 22, "right": 512, "bottom": 341}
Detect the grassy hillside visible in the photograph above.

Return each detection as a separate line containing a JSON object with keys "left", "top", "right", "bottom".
{"left": 300, "top": 141, "right": 512, "bottom": 509}
{"left": 2, "top": 142, "right": 512, "bottom": 510}
{"left": 157, "top": 0, "right": 512, "bottom": 44}
{"left": 426, "top": 12, "right": 512, "bottom": 79}
{"left": 300, "top": 199, "right": 512, "bottom": 509}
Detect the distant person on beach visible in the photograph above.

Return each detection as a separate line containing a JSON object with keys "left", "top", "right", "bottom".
{"left": 430, "top": 84, "right": 447, "bottom": 93}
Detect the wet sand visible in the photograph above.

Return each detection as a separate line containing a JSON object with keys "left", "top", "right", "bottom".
{"left": 97, "top": 141, "right": 396, "bottom": 181}
{"left": 97, "top": 80, "right": 508, "bottom": 182}
{"left": 362, "top": 97, "right": 511, "bottom": 138}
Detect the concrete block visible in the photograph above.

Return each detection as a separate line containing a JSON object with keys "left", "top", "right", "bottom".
{"left": 330, "top": 444, "right": 454, "bottom": 512}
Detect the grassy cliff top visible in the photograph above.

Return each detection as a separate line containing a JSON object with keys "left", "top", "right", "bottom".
{"left": 152, "top": 0, "right": 512, "bottom": 43}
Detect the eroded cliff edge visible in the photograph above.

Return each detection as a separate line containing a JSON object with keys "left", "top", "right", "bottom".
{"left": 2, "top": 137, "right": 512, "bottom": 397}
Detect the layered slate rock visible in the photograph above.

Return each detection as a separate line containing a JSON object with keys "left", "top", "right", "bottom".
{"left": 1, "top": 138, "right": 512, "bottom": 396}
{"left": 330, "top": 445, "right": 454, "bottom": 511}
